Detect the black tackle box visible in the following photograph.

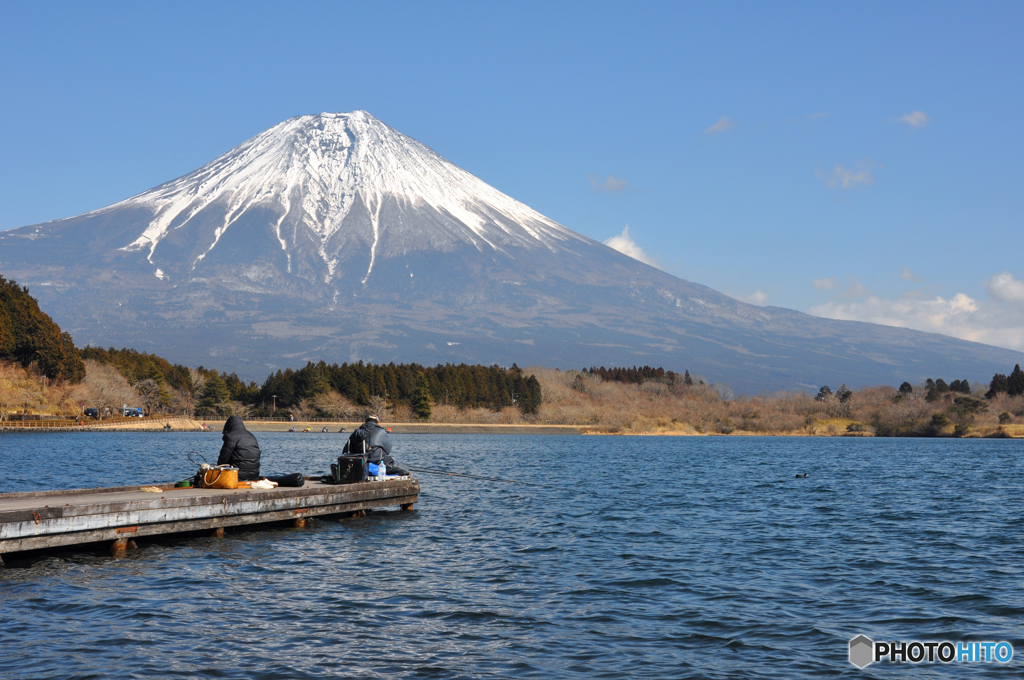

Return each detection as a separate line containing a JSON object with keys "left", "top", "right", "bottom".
{"left": 331, "top": 455, "right": 368, "bottom": 484}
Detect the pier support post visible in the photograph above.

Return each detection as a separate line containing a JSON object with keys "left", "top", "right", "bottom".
{"left": 110, "top": 539, "right": 137, "bottom": 554}
{"left": 293, "top": 518, "right": 307, "bottom": 528}
{"left": 211, "top": 528, "right": 225, "bottom": 538}
{"left": 401, "top": 503, "right": 414, "bottom": 511}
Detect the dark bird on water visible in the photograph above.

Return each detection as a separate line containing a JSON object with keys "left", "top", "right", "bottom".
{"left": 795, "top": 473, "right": 808, "bottom": 478}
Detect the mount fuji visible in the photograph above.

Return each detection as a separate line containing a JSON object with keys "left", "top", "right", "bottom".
{"left": 1, "top": 111, "right": 1020, "bottom": 392}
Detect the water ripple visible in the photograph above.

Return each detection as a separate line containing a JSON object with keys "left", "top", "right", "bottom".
{"left": 1, "top": 434, "right": 1023, "bottom": 677}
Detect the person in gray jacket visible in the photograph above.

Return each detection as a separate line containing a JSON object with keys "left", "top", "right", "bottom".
{"left": 346, "top": 415, "right": 408, "bottom": 475}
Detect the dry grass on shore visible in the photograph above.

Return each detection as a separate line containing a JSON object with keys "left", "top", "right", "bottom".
{"left": 525, "top": 369, "right": 1024, "bottom": 438}
{"left": 5, "top": 360, "right": 1024, "bottom": 438}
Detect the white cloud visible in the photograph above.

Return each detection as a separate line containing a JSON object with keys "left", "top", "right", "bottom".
{"left": 842, "top": 280, "right": 872, "bottom": 299}
{"left": 704, "top": 116, "right": 737, "bottom": 135}
{"left": 813, "top": 277, "right": 870, "bottom": 297}
{"left": 900, "top": 267, "right": 922, "bottom": 281}
{"left": 899, "top": 111, "right": 930, "bottom": 128}
{"left": 985, "top": 272, "right": 1024, "bottom": 303}
{"left": 604, "top": 224, "right": 659, "bottom": 268}
{"left": 588, "top": 174, "right": 630, "bottom": 193}
{"left": 810, "top": 287, "right": 1024, "bottom": 352}
{"left": 819, "top": 158, "right": 876, "bottom": 189}
{"left": 737, "top": 290, "right": 769, "bottom": 305}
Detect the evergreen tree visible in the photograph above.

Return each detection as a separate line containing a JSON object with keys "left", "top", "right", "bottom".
{"left": 411, "top": 373, "right": 432, "bottom": 419}
{"left": 684, "top": 370, "right": 694, "bottom": 386}
{"left": 898, "top": 381, "right": 913, "bottom": 394}
{"left": 521, "top": 375, "right": 542, "bottom": 415}
{"left": 198, "top": 371, "right": 231, "bottom": 415}
{"left": 223, "top": 372, "right": 259, "bottom": 402}
{"left": 986, "top": 373, "right": 1009, "bottom": 399}
{"left": 59, "top": 332, "right": 86, "bottom": 383}
{"left": 143, "top": 360, "right": 172, "bottom": 411}
{"left": 1008, "top": 364, "right": 1024, "bottom": 397}
{"left": 948, "top": 379, "right": 970, "bottom": 394}
{"left": 815, "top": 386, "right": 832, "bottom": 401}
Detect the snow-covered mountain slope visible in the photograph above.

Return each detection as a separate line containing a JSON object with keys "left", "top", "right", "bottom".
{"left": 2, "top": 111, "right": 1022, "bottom": 392}
{"left": 103, "top": 111, "right": 587, "bottom": 284}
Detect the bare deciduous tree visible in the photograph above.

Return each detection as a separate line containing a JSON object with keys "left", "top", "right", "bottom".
{"left": 81, "top": 360, "right": 139, "bottom": 417}
{"left": 230, "top": 401, "right": 251, "bottom": 418}
{"left": 173, "top": 368, "right": 207, "bottom": 418}
{"left": 367, "top": 395, "right": 389, "bottom": 420}
{"left": 135, "top": 379, "right": 162, "bottom": 416}
{"left": 390, "top": 403, "right": 415, "bottom": 422}
{"left": 289, "top": 398, "right": 316, "bottom": 421}
{"left": 312, "top": 391, "right": 357, "bottom": 419}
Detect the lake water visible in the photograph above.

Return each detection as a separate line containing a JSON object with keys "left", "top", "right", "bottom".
{"left": 1, "top": 433, "right": 1022, "bottom": 678}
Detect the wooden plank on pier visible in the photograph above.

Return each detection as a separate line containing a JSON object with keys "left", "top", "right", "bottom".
{"left": 0, "top": 478, "right": 419, "bottom": 555}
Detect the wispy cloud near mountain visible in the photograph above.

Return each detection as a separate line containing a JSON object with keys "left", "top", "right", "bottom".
{"left": 588, "top": 174, "right": 630, "bottom": 194}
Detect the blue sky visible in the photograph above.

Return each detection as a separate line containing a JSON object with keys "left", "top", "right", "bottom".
{"left": 2, "top": 1, "right": 1023, "bottom": 350}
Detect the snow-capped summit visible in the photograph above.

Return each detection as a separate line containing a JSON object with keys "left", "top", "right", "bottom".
{"left": 111, "top": 111, "right": 585, "bottom": 284}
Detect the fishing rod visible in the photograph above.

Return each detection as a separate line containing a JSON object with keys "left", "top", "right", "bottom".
{"left": 406, "top": 465, "right": 561, "bottom": 489}
{"left": 191, "top": 436, "right": 556, "bottom": 490}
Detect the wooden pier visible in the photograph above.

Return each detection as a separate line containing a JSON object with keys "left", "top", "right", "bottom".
{"left": 0, "top": 477, "right": 419, "bottom": 564}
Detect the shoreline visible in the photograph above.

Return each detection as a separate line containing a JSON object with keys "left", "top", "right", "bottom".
{"left": 1, "top": 417, "right": 1020, "bottom": 437}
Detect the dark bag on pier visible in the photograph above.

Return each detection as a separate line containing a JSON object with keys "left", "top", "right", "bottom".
{"left": 264, "top": 473, "right": 305, "bottom": 488}
{"left": 329, "top": 455, "right": 367, "bottom": 484}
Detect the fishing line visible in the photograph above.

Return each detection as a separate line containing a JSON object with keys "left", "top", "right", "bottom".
{"left": 187, "top": 451, "right": 209, "bottom": 467}
{"left": 406, "top": 465, "right": 561, "bottom": 489}
{"left": 195, "top": 430, "right": 561, "bottom": 491}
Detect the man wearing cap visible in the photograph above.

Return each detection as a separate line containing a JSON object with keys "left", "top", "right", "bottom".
{"left": 346, "top": 414, "right": 409, "bottom": 475}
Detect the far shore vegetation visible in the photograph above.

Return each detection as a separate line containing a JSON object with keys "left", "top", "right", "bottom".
{"left": 3, "top": 274, "right": 1024, "bottom": 437}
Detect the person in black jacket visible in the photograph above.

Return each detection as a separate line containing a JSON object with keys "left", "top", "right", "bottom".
{"left": 217, "top": 416, "right": 262, "bottom": 481}
{"left": 346, "top": 415, "right": 408, "bottom": 475}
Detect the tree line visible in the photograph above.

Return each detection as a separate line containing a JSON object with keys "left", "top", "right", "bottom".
{"left": 73, "top": 350, "right": 544, "bottom": 420}
{"left": 252, "top": 361, "right": 542, "bottom": 419}
{"left": 584, "top": 365, "right": 686, "bottom": 385}
{"left": 985, "top": 365, "right": 1024, "bottom": 399}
